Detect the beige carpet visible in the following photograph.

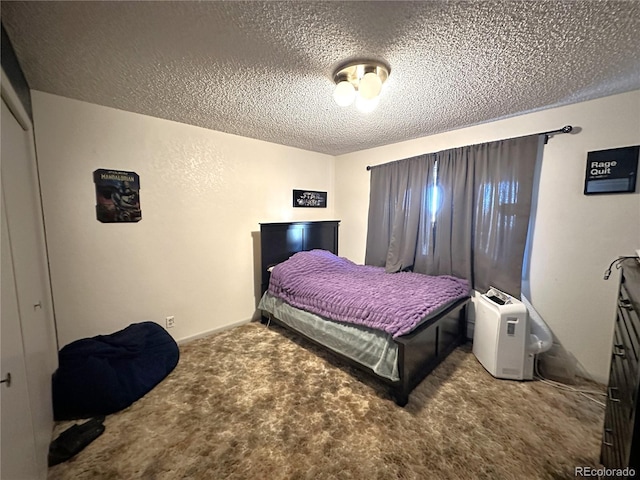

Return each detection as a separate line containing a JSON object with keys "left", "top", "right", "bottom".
{"left": 48, "top": 322, "right": 605, "bottom": 479}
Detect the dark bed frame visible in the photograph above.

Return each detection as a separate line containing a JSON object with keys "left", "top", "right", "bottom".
{"left": 259, "top": 220, "right": 469, "bottom": 406}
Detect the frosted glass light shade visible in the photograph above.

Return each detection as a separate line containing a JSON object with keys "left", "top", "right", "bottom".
{"left": 332, "top": 60, "right": 389, "bottom": 109}
{"left": 358, "top": 72, "right": 383, "bottom": 100}
{"left": 333, "top": 80, "right": 356, "bottom": 106}
{"left": 356, "top": 95, "right": 379, "bottom": 113}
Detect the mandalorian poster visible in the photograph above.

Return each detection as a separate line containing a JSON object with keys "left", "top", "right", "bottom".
{"left": 93, "top": 169, "right": 142, "bottom": 223}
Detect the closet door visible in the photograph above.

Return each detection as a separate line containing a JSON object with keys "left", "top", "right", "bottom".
{"left": 1, "top": 98, "right": 57, "bottom": 479}
{"left": 1, "top": 196, "right": 39, "bottom": 479}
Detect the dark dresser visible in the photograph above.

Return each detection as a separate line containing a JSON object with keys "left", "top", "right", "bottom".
{"left": 601, "top": 257, "right": 640, "bottom": 476}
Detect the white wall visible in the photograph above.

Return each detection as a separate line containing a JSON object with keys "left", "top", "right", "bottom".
{"left": 335, "top": 90, "right": 640, "bottom": 384}
{"left": 32, "top": 91, "right": 335, "bottom": 347}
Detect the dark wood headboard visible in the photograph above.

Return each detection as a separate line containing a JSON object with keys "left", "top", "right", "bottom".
{"left": 259, "top": 220, "right": 340, "bottom": 296}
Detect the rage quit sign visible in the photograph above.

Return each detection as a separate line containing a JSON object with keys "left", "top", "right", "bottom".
{"left": 584, "top": 146, "right": 639, "bottom": 195}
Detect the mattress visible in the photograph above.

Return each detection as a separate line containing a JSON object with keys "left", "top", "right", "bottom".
{"left": 258, "top": 292, "right": 399, "bottom": 381}
{"left": 268, "top": 250, "right": 470, "bottom": 337}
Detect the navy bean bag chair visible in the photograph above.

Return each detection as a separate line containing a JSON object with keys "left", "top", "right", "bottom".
{"left": 52, "top": 321, "right": 179, "bottom": 420}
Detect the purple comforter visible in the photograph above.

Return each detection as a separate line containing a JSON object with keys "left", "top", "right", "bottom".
{"left": 268, "top": 250, "right": 470, "bottom": 337}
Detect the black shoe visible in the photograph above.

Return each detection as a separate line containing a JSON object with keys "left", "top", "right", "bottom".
{"left": 48, "top": 416, "right": 106, "bottom": 466}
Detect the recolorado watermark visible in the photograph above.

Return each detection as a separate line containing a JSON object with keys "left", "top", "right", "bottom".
{"left": 575, "top": 466, "right": 636, "bottom": 477}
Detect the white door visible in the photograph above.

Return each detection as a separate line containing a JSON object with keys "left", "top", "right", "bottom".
{"left": 1, "top": 96, "right": 57, "bottom": 479}
{"left": 1, "top": 195, "right": 39, "bottom": 480}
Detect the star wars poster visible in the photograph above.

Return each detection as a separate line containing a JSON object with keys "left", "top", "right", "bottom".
{"left": 94, "top": 169, "right": 141, "bottom": 223}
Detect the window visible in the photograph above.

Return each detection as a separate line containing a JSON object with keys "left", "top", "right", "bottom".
{"left": 426, "top": 160, "right": 441, "bottom": 224}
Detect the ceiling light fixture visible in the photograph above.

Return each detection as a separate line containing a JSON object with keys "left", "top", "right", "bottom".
{"left": 332, "top": 60, "right": 390, "bottom": 111}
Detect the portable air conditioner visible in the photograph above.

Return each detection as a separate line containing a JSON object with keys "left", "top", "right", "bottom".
{"left": 473, "top": 287, "right": 534, "bottom": 380}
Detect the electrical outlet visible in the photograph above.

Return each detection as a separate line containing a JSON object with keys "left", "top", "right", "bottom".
{"left": 165, "top": 316, "right": 175, "bottom": 329}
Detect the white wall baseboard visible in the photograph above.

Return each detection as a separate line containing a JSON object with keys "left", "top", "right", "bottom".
{"left": 177, "top": 319, "right": 252, "bottom": 345}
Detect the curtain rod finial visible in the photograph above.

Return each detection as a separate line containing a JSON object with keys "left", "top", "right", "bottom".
{"left": 562, "top": 125, "right": 573, "bottom": 133}
{"left": 366, "top": 166, "right": 372, "bottom": 171}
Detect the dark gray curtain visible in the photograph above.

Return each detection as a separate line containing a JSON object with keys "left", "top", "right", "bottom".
{"left": 365, "top": 154, "right": 436, "bottom": 272}
{"left": 365, "top": 134, "right": 540, "bottom": 297}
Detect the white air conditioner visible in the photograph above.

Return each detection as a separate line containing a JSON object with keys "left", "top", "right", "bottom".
{"left": 473, "top": 287, "right": 535, "bottom": 380}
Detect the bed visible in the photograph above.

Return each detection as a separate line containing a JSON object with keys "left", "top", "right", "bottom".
{"left": 258, "top": 220, "right": 470, "bottom": 406}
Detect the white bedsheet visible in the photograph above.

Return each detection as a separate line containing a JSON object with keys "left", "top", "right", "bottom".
{"left": 258, "top": 292, "right": 399, "bottom": 382}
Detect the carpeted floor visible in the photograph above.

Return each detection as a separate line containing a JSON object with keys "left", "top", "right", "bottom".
{"left": 48, "top": 322, "right": 605, "bottom": 479}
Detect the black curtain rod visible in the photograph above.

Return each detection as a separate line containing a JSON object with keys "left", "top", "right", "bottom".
{"left": 365, "top": 125, "right": 573, "bottom": 170}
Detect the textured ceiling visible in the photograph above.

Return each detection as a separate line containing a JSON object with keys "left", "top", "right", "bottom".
{"left": 2, "top": 1, "right": 639, "bottom": 156}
